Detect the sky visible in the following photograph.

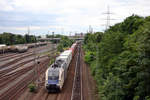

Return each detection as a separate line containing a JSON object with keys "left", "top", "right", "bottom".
{"left": 0, "top": 0, "right": 150, "bottom": 36}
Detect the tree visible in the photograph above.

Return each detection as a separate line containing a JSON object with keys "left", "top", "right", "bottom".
{"left": 0, "top": 34, "right": 2, "bottom": 44}
{"left": 0, "top": 32, "right": 36, "bottom": 45}
{"left": 83, "top": 15, "right": 150, "bottom": 100}
{"left": 57, "top": 36, "right": 74, "bottom": 52}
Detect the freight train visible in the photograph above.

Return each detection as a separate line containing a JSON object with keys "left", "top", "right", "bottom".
{"left": 0, "top": 42, "right": 47, "bottom": 53}
{"left": 45, "top": 42, "right": 78, "bottom": 92}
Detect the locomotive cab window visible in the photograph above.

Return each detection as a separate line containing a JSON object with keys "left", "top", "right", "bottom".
{"left": 48, "top": 70, "right": 59, "bottom": 80}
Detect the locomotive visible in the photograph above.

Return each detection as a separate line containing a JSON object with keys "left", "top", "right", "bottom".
{"left": 45, "top": 42, "right": 78, "bottom": 92}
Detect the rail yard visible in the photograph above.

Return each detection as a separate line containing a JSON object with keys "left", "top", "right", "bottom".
{"left": 0, "top": 42, "right": 98, "bottom": 100}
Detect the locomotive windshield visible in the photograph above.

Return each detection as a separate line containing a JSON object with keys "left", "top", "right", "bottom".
{"left": 48, "top": 70, "right": 59, "bottom": 80}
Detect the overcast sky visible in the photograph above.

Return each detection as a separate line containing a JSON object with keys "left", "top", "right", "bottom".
{"left": 0, "top": 0, "right": 150, "bottom": 36}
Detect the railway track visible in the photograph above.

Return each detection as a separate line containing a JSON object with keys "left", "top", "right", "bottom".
{"left": 0, "top": 51, "right": 32, "bottom": 62}
{"left": 0, "top": 47, "right": 57, "bottom": 77}
{"left": 0, "top": 53, "right": 17, "bottom": 58}
{"left": 0, "top": 45, "right": 57, "bottom": 100}
{"left": 0, "top": 45, "right": 56, "bottom": 70}
{"left": 0, "top": 69, "right": 35, "bottom": 100}
{"left": 12, "top": 58, "right": 51, "bottom": 100}
{"left": 0, "top": 44, "right": 53, "bottom": 62}
{"left": 0, "top": 56, "right": 49, "bottom": 89}
{"left": 0, "top": 56, "right": 54, "bottom": 100}
{"left": 0, "top": 65, "right": 33, "bottom": 89}
{"left": 71, "top": 44, "right": 83, "bottom": 100}
{"left": 0, "top": 52, "right": 56, "bottom": 83}
{"left": 9, "top": 43, "right": 83, "bottom": 100}
{"left": 0, "top": 52, "right": 33, "bottom": 69}
{"left": 0, "top": 55, "right": 48, "bottom": 77}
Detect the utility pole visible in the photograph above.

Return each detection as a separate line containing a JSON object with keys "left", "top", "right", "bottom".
{"left": 31, "top": 28, "right": 40, "bottom": 88}
{"left": 34, "top": 35, "right": 40, "bottom": 88}
{"left": 52, "top": 32, "right": 55, "bottom": 50}
{"left": 27, "top": 26, "right": 30, "bottom": 35}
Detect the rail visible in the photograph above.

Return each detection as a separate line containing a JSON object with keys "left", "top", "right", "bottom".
{"left": 71, "top": 44, "right": 83, "bottom": 100}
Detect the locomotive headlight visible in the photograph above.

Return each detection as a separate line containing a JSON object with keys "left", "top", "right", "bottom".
{"left": 56, "top": 84, "right": 60, "bottom": 86}
{"left": 57, "top": 80, "right": 61, "bottom": 86}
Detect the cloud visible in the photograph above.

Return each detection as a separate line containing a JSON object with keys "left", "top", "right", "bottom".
{"left": 0, "top": 0, "right": 150, "bottom": 35}
{"left": 0, "top": 0, "right": 14, "bottom": 11}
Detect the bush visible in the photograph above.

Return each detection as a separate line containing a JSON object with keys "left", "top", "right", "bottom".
{"left": 84, "top": 51, "right": 96, "bottom": 64}
{"left": 57, "top": 44, "right": 64, "bottom": 52}
{"left": 49, "top": 59, "right": 55, "bottom": 66}
{"left": 28, "top": 83, "right": 36, "bottom": 92}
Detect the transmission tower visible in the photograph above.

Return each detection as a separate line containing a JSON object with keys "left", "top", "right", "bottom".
{"left": 88, "top": 25, "right": 93, "bottom": 33}
{"left": 102, "top": 6, "right": 115, "bottom": 30}
{"left": 61, "top": 27, "right": 64, "bottom": 35}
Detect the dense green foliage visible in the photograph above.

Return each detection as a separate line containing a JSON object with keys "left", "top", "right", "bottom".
{"left": 83, "top": 15, "right": 150, "bottom": 100}
{"left": 57, "top": 36, "right": 74, "bottom": 52}
{"left": 46, "top": 34, "right": 63, "bottom": 38}
{"left": 0, "top": 32, "right": 36, "bottom": 45}
{"left": 28, "top": 83, "right": 36, "bottom": 92}
{"left": 46, "top": 34, "right": 63, "bottom": 43}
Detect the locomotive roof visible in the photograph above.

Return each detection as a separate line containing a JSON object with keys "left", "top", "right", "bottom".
{"left": 56, "top": 56, "right": 68, "bottom": 60}
{"left": 49, "top": 59, "right": 65, "bottom": 68}
{"left": 53, "top": 59, "right": 64, "bottom": 68}
{"left": 60, "top": 50, "right": 72, "bottom": 55}
{"left": 61, "top": 50, "right": 71, "bottom": 54}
